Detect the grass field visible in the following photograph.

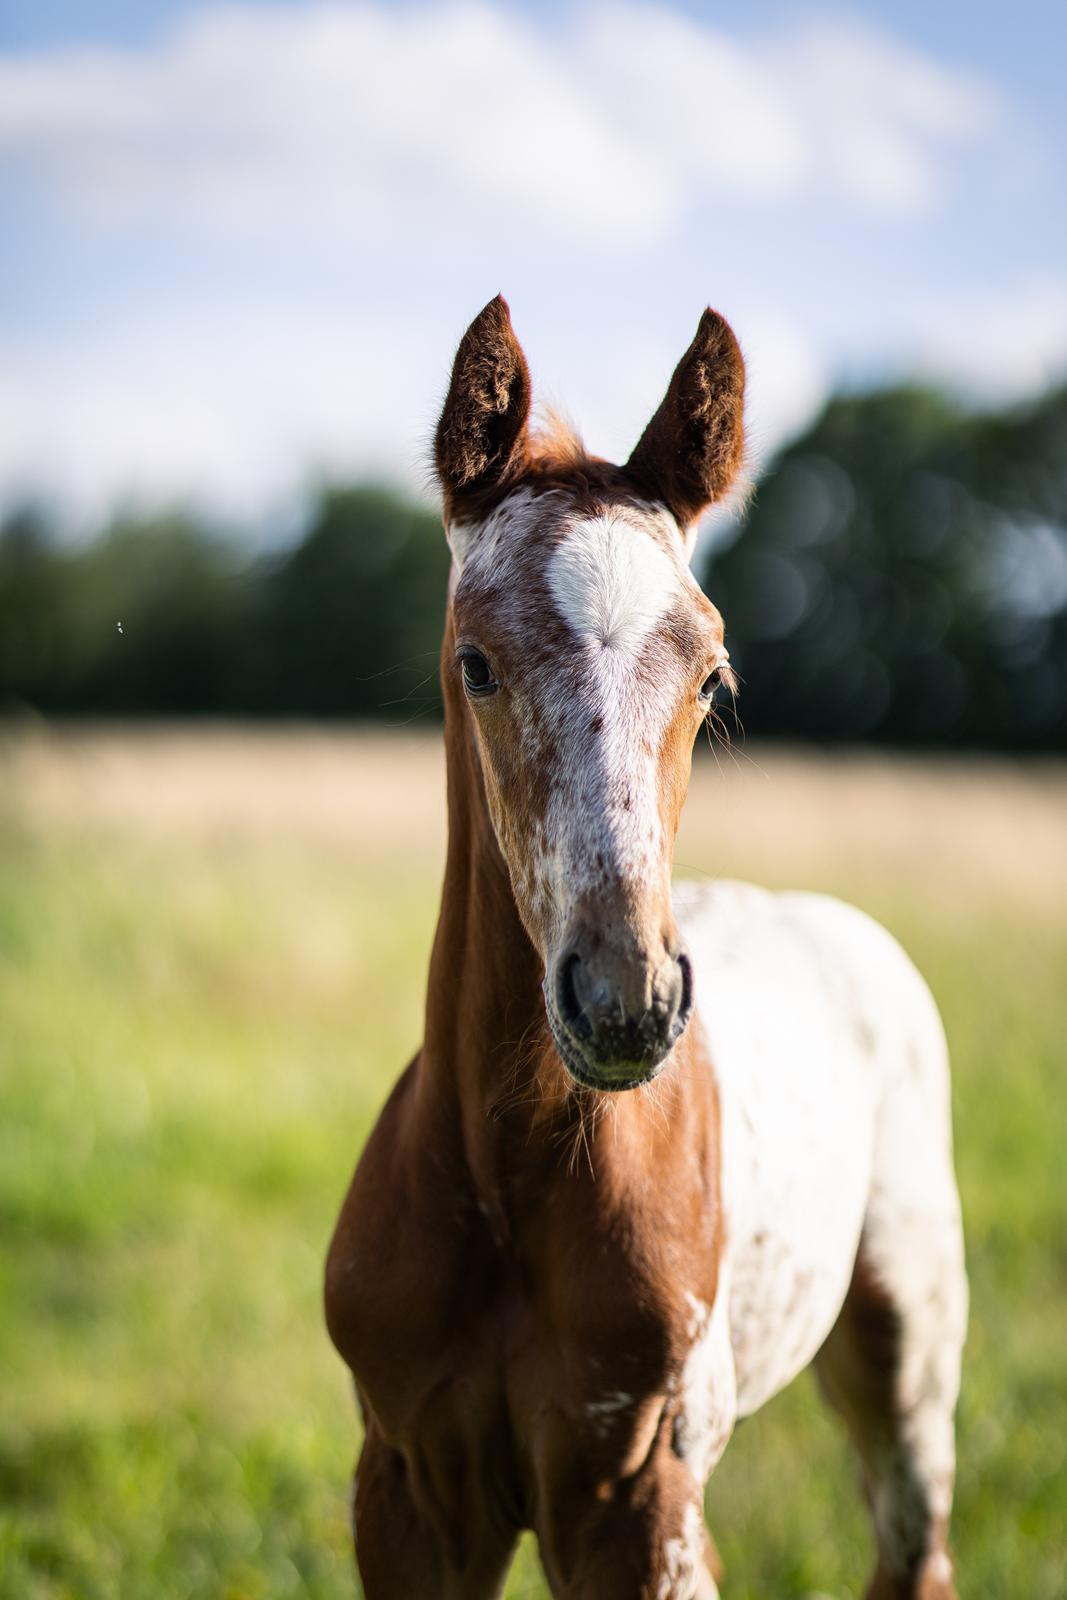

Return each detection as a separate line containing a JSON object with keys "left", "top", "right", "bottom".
{"left": 2, "top": 724, "right": 1065, "bottom": 1599}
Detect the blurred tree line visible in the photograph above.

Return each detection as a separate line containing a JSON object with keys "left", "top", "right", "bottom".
{"left": 0, "top": 488, "right": 450, "bottom": 724}
{"left": 709, "top": 381, "right": 1067, "bottom": 746}
{"left": 2, "top": 381, "right": 1066, "bottom": 747}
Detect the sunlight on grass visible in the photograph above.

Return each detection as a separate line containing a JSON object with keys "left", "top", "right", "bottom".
{"left": 1, "top": 729, "right": 1065, "bottom": 1598}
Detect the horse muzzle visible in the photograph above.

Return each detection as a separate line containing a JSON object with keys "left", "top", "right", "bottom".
{"left": 546, "top": 941, "right": 694, "bottom": 1091}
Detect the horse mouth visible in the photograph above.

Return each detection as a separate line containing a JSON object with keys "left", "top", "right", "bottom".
{"left": 544, "top": 1001, "right": 680, "bottom": 1093}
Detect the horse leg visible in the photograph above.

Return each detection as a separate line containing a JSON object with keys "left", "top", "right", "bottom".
{"left": 537, "top": 1437, "right": 719, "bottom": 1600}
{"left": 352, "top": 1422, "right": 518, "bottom": 1600}
{"left": 814, "top": 1200, "right": 967, "bottom": 1599}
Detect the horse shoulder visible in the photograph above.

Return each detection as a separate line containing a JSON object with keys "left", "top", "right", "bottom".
{"left": 325, "top": 1057, "right": 496, "bottom": 1436}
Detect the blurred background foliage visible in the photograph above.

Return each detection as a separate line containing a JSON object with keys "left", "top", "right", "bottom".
{"left": 713, "top": 380, "right": 1067, "bottom": 746}
{"left": 3, "top": 380, "right": 1066, "bottom": 747}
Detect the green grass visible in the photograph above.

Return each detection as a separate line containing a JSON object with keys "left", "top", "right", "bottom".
{"left": 1, "top": 734, "right": 1065, "bottom": 1598}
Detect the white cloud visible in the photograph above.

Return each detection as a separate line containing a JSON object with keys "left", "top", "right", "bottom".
{"left": 0, "top": 3, "right": 672, "bottom": 246}
{"left": 583, "top": 4, "right": 997, "bottom": 215}
{"left": 0, "top": 0, "right": 1000, "bottom": 248}
{"left": 0, "top": 300, "right": 442, "bottom": 521}
{"left": 775, "top": 14, "right": 996, "bottom": 212}
{"left": 910, "top": 276, "right": 1067, "bottom": 400}
{"left": 0, "top": 2, "right": 1022, "bottom": 519}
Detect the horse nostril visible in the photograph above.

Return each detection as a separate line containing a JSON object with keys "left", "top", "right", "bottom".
{"left": 554, "top": 943, "right": 692, "bottom": 1070}
{"left": 664, "top": 951, "right": 693, "bottom": 1041}
{"left": 556, "top": 953, "right": 590, "bottom": 1036}
{"left": 677, "top": 952, "right": 692, "bottom": 1018}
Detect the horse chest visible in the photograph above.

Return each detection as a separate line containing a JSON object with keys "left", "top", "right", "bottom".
{"left": 331, "top": 1127, "right": 736, "bottom": 1515}
{"left": 404, "top": 1256, "right": 737, "bottom": 1525}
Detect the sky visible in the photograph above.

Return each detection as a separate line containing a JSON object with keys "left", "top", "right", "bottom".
{"left": 1, "top": 0, "right": 1065, "bottom": 527}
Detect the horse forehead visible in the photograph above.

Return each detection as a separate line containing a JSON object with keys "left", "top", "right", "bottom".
{"left": 546, "top": 509, "right": 690, "bottom": 655}
{"left": 451, "top": 492, "right": 718, "bottom": 695}
{"left": 454, "top": 491, "right": 693, "bottom": 629}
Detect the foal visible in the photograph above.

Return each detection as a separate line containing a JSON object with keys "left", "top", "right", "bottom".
{"left": 326, "top": 298, "right": 967, "bottom": 1599}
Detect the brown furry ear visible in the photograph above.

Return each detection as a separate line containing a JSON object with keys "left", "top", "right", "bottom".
{"left": 626, "top": 309, "right": 745, "bottom": 526}
{"left": 434, "top": 296, "right": 531, "bottom": 517}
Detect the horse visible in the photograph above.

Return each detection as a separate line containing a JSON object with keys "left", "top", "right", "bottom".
{"left": 325, "top": 296, "right": 968, "bottom": 1599}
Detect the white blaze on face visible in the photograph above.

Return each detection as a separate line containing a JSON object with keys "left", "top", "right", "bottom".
{"left": 547, "top": 512, "right": 683, "bottom": 655}
{"left": 542, "top": 510, "right": 691, "bottom": 911}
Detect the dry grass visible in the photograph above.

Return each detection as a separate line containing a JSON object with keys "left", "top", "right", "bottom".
{"left": 6, "top": 719, "right": 1066, "bottom": 914}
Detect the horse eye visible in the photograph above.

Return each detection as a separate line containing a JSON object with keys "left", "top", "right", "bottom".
{"left": 698, "top": 668, "right": 722, "bottom": 703}
{"left": 460, "top": 651, "right": 497, "bottom": 696}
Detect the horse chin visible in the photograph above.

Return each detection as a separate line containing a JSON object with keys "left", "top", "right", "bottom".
{"left": 545, "top": 1006, "right": 671, "bottom": 1094}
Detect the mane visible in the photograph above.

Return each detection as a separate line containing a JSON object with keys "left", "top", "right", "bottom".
{"left": 521, "top": 407, "right": 649, "bottom": 513}
{"left": 527, "top": 407, "right": 590, "bottom": 474}
{"left": 433, "top": 402, "right": 650, "bottom": 524}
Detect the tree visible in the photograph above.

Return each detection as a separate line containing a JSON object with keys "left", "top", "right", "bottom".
{"left": 703, "top": 386, "right": 1067, "bottom": 747}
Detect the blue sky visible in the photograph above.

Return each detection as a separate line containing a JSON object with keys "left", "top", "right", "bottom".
{"left": 2, "top": 1, "right": 1065, "bottom": 523}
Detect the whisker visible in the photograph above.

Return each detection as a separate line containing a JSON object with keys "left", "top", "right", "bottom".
{"left": 352, "top": 649, "right": 441, "bottom": 685}
{"left": 377, "top": 671, "right": 438, "bottom": 710}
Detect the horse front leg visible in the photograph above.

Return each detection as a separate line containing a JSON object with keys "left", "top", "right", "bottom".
{"left": 352, "top": 1421, "right": 518, "bottom": 1600}
{"left": 536, "top": 1430, "right": 719, "bottom": 1600}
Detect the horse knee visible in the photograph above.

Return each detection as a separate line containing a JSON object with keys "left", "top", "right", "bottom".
{"left": 539, "top": 1455, "right": 712, "bottom": 1600}
{"left": 816, "top": 1234, "right": 964, "bottom": 1600}
{"left": 354, "top": 1427, "right": 520, "bottom": 1600}
{"left": 352, "top": 1436, "right": 445, "bottom": 1600}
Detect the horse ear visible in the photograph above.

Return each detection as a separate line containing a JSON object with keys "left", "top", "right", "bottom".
{"left": 626, "top": 309, "right": 745, "bottom": 528}
{"left": 435, "top": 296, "right": 532, "bottom": 521}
